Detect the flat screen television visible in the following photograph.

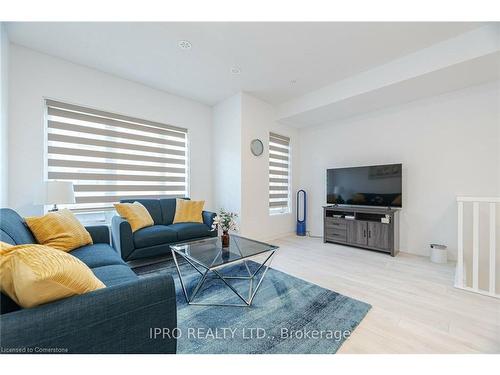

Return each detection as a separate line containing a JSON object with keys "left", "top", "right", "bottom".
{"left": 326, "top": 164, "right": 402, "bottom": 208}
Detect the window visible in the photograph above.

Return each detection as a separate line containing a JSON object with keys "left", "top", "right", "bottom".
{"left": 269, "top": 132, "right": 291, "bottom": 214}
{"left": 45, "top": 99, "right": 188, "bottom": 212}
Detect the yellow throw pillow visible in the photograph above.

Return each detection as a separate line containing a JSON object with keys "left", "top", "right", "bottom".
{"left": 0, "top": 244, "right": 105, "bottom": 308}
{"left": 25, "top": 209, "right": 93, "bottom": 252}
{"left": 114, "top": 202, "right": 154, "bottom": 233}
{"left": 173, "top": 199, "right": 205, "bottom": 224}
{"left": 0, "top": 241, "right": 13, "bottom": 254}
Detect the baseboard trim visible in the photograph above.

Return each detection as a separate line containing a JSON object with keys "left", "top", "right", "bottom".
{"left": 259, "top": 231, "right": 297, "bottom": 242}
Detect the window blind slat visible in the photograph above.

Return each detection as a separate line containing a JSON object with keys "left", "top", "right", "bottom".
{"left": 269, "top": 136, "right": 290, "bottom": 147}
{"left": 269, "top": 132, "right": 290, "bottom": 142}
{"left": 270, "top": 193, "right": 288, "bottom": 199}
{"left": 48, "top": 172, "right": 185, "bottom": 182}
{"left": 269, "top": 153, "right": 288, "bottom": 162}
{"left": 49, "top": 159, "right": 185, "bottom": 172}
{"left": 269, "top": 145, "right": 290, "bottom": 154}
{"left": 269, "top": 169, "right": 288, "bottom": 176}
{"left": 46, "top": 100, "right": 188, "bottom": 212}
{"left": 269, "top": 177, "right": 288, "bottom": 184}
{"left": 269, "top": 161, "right": 289, "bottom": 169}
{"left": 270, "top": 201, "right": 289, "bottom": 208}
{"left": 269, "top": 185, "right": 288, "bottom": 191}
{"left": 74, "top": 185, "right": 186, "bottom": 192}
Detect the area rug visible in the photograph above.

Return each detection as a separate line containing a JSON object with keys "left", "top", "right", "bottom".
{"left": 133, "top": 258, "right": 371, "bottom": 354}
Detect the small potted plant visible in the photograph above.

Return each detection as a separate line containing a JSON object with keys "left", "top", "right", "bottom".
{"left": 212, "top": 209, "right": 238, "bottom": 248}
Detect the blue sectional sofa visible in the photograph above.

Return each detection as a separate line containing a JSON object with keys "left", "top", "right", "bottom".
{"left": 0, "top": 208, "right": 177, "bottom": 354}
{"left": 112, "top": 198, "right": 217, "bottom": 262}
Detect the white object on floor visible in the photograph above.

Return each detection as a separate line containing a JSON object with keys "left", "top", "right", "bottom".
{"left": 430, "top": 244, "right": 448, "bottom": 264}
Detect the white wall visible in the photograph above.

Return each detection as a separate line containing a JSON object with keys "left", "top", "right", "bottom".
{"left": 211, "top": 92, "right": 299, "bottom": 240}
{"left": 212, "top": 93, "right": 242, "bottom": 216}
{"left": 241, "top": 93, "right": 299, "bottom": 240}
{"left": 299, "top": 82, "right": 500, "bottom": 258}
{"left": 0, "top": 24, "right": 9, "bottom": 207}
{"left": 8, "top": 44, "right": 214, "bottom": 216}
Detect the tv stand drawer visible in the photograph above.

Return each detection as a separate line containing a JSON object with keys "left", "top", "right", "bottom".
{"left": 325, "top": 218, "right": 347, "bottom": 229}
{"left": 325, "top": 227, "right": 347, "bottom": 242}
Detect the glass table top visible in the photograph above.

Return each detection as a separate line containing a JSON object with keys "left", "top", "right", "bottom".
{"left": 170, "top": 235, "right": 278, "bottom": 269}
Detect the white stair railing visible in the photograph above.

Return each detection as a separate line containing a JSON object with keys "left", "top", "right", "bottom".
{"left": 456, "top": 197, "right": 499, "bottom": 299}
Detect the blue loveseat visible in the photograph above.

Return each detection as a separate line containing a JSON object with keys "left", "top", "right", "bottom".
{"left": 112, "top": 198, "right": 217, "bottom": 262}
{"left": 0, "top": 208, "right": 177, "bottom": 354}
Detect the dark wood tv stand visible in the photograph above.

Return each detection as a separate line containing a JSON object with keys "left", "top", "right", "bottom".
{"left": 323, "top": 205, "right": 399, "bottom": 256}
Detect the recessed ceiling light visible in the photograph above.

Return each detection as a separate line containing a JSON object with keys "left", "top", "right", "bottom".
{"left": 177, "top": 40, "right": 192, "bottom": 50}
{"left": 230, "top": 66, "right": 242, "bottom": 75}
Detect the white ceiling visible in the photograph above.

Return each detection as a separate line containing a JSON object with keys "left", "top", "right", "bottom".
{"left": 6, "top": 22, "right": 483, "bottom": 106}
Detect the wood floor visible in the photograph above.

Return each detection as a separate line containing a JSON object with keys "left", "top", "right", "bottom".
{"left": 269, "top": 235, "right": 500, "bottom": 354}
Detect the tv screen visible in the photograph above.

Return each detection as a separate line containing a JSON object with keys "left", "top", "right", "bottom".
{"left": 327, "top": 164, "right": 402, "bottom": 207}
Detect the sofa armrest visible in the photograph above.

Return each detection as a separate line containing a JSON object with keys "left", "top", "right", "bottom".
{"left": 202, "top": 210, "right": 217, "bottom": 229}
{"left": 0, "top": 274, "right": 177, "bottom": 354}
{"left": 85, "top": 225, "right": 110, "bottom": 244}
{"left": 111, "top": 215, "right": 134, "bottom": 261}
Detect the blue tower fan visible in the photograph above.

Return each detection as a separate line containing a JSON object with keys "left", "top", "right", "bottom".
{"left": 296, "top": 190, "right": 307, "bottom": 236}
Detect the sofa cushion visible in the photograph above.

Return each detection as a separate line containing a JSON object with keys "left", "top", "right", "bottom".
{"left": 168, "top": 223, "right": 213, "bottom": 242}
{"left": 70, "top": 243, "right": 126, "bottom": 268}
{"left": 127, "top": 244, "right": 173, "bottom": 261}
{"left": 91, "top": 264, "right": 138, "bottom": 287}
{"left": 0, "top": 244, "right": 105, "bottom": 308}
{"left": 25, "top": 209, "right": 93, "bottom": 252}
{"left": 172, "top": 199, "right": 204, "bottom": 224}
{"left": 120, "top": 199, "right": 163, "bottom": 225}
{"left": 1, "top": 240, "right": 13, "bottom": 251}
{"left": 133, "top": 225, "right": 178, "bottom": 249}
{"left": 159, "top": 198, "right": 179, "bottom": 225}
{"left": 0, "top": 208, "right": 36, "bottom": 245}
{"left": 114, "top": 202, "right": 154, "bottom": 232}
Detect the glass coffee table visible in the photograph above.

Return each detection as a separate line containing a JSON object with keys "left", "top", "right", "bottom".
{"left": 170, "top": 235, "right": 278, "bottom": 307}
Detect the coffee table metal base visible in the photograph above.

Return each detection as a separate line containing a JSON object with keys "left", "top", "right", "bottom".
{"left": 171, "top": 249, "right": 277, "bottom": 307}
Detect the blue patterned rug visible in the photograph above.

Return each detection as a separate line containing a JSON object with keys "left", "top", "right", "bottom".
{"left": 134, "top": 258, "right": 371, "bottom": 354}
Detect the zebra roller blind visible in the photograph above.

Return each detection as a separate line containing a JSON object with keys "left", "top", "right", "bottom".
{"left": 46, "top": 99, "right": 188, "bottom": 211}
{"left": 269, "top": 132, "right": 291, "bottom": 214}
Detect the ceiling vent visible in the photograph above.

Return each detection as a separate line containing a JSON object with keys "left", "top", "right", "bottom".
{"left": 230, "top": 66, "right": 242, "bottom": 74}
{"left": 177, "top": 40, "right": 192, "bottom": 50}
